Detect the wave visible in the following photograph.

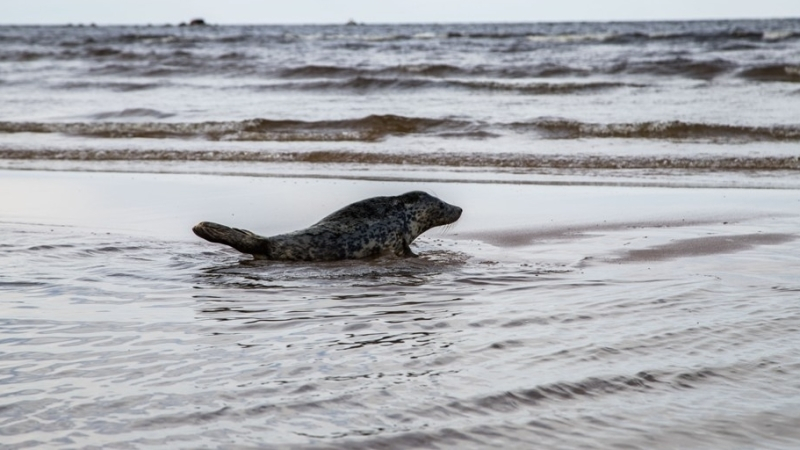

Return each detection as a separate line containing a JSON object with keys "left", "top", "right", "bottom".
{"left": 84, "top": 47, "right": 138, "bottom": 59}
{"left": 276, "top": 63, "right": 595, "bottom": 80}
{"left": 5, "top": 47, "right": 792, "bottom": 84}
{"left": 433, "top": 29, "right": 800, "bottom": 44}
{"left": 114, "top": 32, "right": 180, "bottom": 44}
{"left": 1, "top": 148, "right": 797, "bottom": 171}
{"left": 90, "top": 108, "right": 175, "bottom": 120}
{"left": 455, "top": 80, "right": 636, "bottom": 94}
{"left": 0, "top": 115, "right": 470, "bottom": 142}
{"left": 19, "top": 57, "right": 748, "bottom": 82}
{"left": 252, "top": 77, "right": 638, "bottom": 94}
{"left": 519, "top": 118, "right": 800, "bottom": 142}
{"left": 439, "top": 29, "right": 800, "bottom": 46}
{"left": 0, "top": 50, "right": 53, "bottom": 61}
{"left": 738, "top": 64, "right": 800, "bottom": 82}
{"left": 277, "top": 57, "right": 800, "bottom": 83}
{"left": 626, "top": 29, "right": 799, "bottom": 43}
{"left": 3, "top": 23, "right": 799, "bottom": 49}
{"left": 52, "top": 58, "right": 800, "bottom": 84}
{"left": 55, "top": 80, "right": 165, "bottom": 92}
{"left": 2, "top": 116, "right": 800, "bottom": 144}
{"left": 275, "top": 60, "right": 737, "bottom": 82}
{"left": 279, "top": 64, "right": 468, "bottom": 79}
{"left": 306, "top": 61, "right": 724, "bottom": 80}
{"left": 0, "top": 47, "right": 200, "bottom": 63}
{"left": 613, "top": 58, "right": 736, "bottom": 80}
{"left": 3, "top": 48, "right": 256, "bottom": 78}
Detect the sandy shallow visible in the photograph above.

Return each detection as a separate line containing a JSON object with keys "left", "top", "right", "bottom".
{"left": 2, "top": 169, "right": 797, "bottom": 243}
{"left": 2, "top": 169, "right": 800, "bottom": 449}
{"left": 2, "top": 169, "right": 797, "bottom": 269}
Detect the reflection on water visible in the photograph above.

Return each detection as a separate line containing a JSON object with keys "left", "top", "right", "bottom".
{"left": 196, "top": 247, "right": 469, "bottom": 290}
{"left": 2, "top": 209, "right": 799, "bottom": 449}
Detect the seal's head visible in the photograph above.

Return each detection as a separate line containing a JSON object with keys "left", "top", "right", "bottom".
{"left": 398, "top": 191, "right": 462, "bottom": 239}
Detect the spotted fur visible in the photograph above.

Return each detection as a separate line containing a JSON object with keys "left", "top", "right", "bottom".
{"left": 193, "top": 191, "right": 462, "bottom": 261}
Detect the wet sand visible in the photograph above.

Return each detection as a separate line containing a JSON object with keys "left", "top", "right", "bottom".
{"left": 2, "top": 169, "right": 800, "bottom": 449}
{"left": 2, "top": 169, "right": 797, "bottom": 242}
{"left": 2, "top": 170, "right": 797, "bottom": 269}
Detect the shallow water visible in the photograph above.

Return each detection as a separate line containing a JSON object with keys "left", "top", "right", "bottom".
{"left": 2, "top": 171, "right": 800, "bottom": 449}
{"left": 2, "top": 18, "right": 800, "bottom": 448}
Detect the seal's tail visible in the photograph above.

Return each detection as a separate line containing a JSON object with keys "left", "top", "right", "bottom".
{"left": 192, "top": 221, "right": 271, "bottom": 257}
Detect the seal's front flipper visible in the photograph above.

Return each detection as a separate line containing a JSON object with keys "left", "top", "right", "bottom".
{"left": 392, "top": 239, "right": 417, "bottom": 257}
{"left": 193, "top": 221, "right": 271, "bottom": 257}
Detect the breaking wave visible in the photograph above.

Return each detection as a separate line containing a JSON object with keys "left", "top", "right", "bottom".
{"left": 276, "top": 63, "right": 594, "bottom": 79}
{"left": 7, "top": 54, "right": 796, "bottom": 85}
{"left": 2, "top": 116, "right": 800, "bottom": 143}
{"left": 273, "top": 60, "right": 791, "bottom": 83}
{"left": 611, "top": 58, "right": 736, "bottom": 80}
{"left": 251, "top": 78, "right": 638, "bottom": 94}
{"left": 519, "top": 118, "right": 800, "bottom": 142}
{"left": 738, "top": 64, "right": 800, "bottom": 82}
{"left": 0, "top": 115, "right": 469, "bottom": 142}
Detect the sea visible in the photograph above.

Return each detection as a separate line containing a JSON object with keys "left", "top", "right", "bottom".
{"left": 1, "top": 20, "right": 800, "bottom": 449}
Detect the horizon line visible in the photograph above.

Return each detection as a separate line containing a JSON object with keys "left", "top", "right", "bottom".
{"left": 1, "top": 16, "right": 799, "bottom": 27}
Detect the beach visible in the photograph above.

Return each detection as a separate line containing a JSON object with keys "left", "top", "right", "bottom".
{"left": 2, "top": 20, "right": 800, "bottom": 449}
{"left": 2, "top": 169, "right": 800, "bottom": 448}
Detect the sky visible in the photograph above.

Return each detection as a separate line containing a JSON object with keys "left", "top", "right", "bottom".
{"left": 2, "top": 0, "right": 800, "bottom": 25}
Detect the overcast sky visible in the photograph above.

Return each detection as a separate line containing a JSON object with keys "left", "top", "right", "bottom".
{"left": 3, "top": 0, "right": 800, "bottom": 25}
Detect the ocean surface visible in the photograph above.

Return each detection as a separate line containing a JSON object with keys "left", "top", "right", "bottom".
{"left": 1, "top": 20, "right": 800, "bottom": 449}
{"left": 1, "top": 20, "right": 800, "bottom": 184}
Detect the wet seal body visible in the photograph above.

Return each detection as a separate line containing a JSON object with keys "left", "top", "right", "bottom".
{"left": 193, "top": 191, "right": 462, "bottom": 261}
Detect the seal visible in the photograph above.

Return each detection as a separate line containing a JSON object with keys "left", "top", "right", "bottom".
{"left": 193, "top": 191, "right": 462, "bottom": 261}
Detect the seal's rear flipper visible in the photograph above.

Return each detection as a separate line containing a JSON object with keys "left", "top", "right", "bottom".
{"left": 193, "top": 221, "right": 271, "bottom": 257}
